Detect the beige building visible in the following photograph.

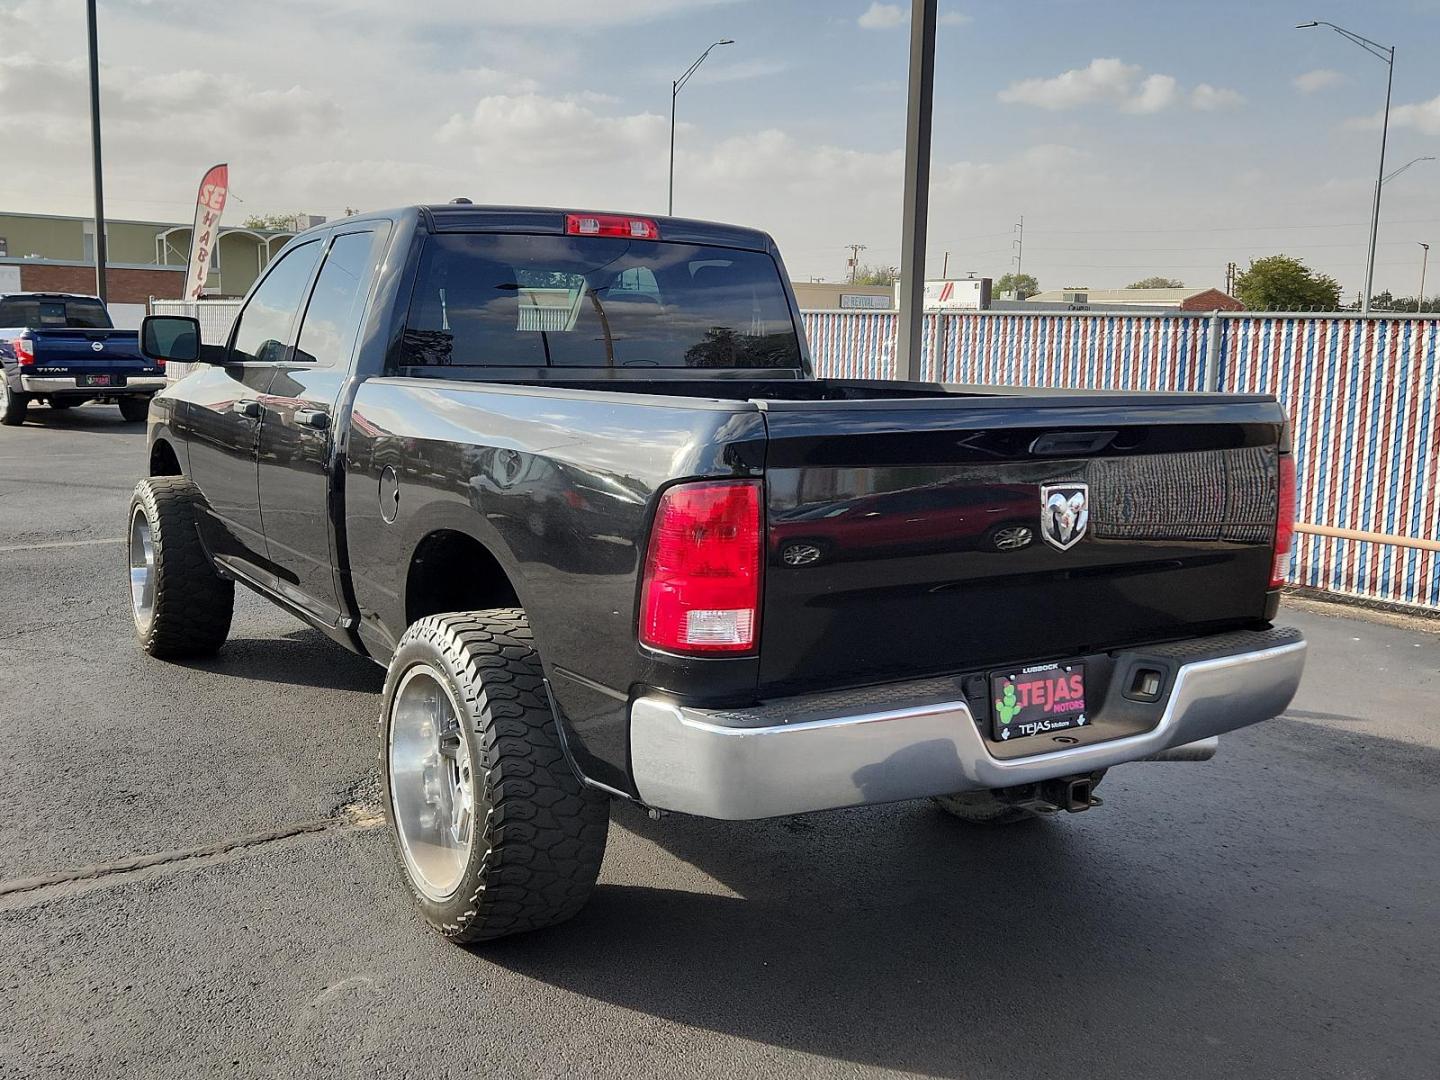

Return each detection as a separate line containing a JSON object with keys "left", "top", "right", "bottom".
{"left": 791, "top": 281, "right": 895, "bottom": 311}
{"left": 0, "top": 210, "right": 309, "bottom": 305}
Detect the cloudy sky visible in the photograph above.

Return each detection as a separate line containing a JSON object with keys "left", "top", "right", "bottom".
{"left": 2, "top": 0, "right": 1439, "bottom": 297}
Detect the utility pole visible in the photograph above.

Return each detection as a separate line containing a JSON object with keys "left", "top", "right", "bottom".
{"left": 1225, "top": 261, "right": 1237, "bottom": 295}
{"left": 846, "top": 243, "right": 867, "bottom": 284}
{"left": 895, "top": 0, "right": 937, "bottom": 381}
{"left": 941, "top": 250, "right": 949, "bottom": 278}
{"left": 1012, "top": 215, "right": 1024, "bottom": 278}
{"left": 1419, "top": 242, "right": 1430, "bottom": 312}
{"left": 85, "top": 0, "right": 108, "bottom": 304}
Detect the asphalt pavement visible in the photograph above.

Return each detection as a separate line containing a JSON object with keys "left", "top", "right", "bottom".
{"left": 1, "top": 403, "right": 1436, "bottom": 1079}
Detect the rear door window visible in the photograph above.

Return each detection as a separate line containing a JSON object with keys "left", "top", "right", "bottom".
{"left": 400, "top": 233, "right": 800, "bottom": 370}
{"left": 293, "top": 232, "right": 376, "bottom": 367}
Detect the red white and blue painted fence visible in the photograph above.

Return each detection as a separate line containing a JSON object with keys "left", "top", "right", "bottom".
{"left": 802, "top": 310, "right": 1440, "bottom": 612}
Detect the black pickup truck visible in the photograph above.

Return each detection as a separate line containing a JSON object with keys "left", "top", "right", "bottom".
{"left": 0, "top": 292, "right": 164, "bottom": 424}
{"left": 128, "top": 204, "right": 1306, "bottom": 943}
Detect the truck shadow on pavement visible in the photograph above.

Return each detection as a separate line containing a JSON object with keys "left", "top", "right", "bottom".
{"left": 189, "top": 629, "right": 384, "bottom": 693}
{"left": 20, "top": 405, "right": 143, "bottom": 430}
{"left": 476, "top": 719, "right": 1439, "bottom": 1079}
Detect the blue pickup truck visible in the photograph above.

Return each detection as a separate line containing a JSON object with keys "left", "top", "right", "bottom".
{"left": 0, "top": 292, "right": 166, "bottom": 426}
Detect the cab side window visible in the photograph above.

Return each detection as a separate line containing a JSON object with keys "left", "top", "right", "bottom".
{"left": 293, "top": 232, "right": 376, "bottom": 367}
{"left": 230, "top": 239, "right": 322, "bottom": 364}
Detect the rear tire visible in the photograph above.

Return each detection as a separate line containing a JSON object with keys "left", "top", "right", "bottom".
{"left": 381, "top": 610, "right": 609, "bottom": 943}
{"left": 119, "top": 395, "right": 151, "bottom": 423}
{"left": 0, "top": 380, "right": 28, "bottom": 426}
{"left": 127, "top": 477, "right": 234, "bottom": 658}
{"left": 932, "top": 791, "right": 1036, "bottom": 825}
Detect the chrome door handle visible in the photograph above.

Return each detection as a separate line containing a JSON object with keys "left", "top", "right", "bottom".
{"left": 231, "top": 400, "right": 260, "bottom": 419}
{"left": 295, "top": 409, "right": 330, "bottom": 431}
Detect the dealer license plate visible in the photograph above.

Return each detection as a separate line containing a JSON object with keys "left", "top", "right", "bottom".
{"left": 990, "top": 663, "right": 1088, "bottom": 742}
{"left": 82, "top": 374, "right": 112, "bottom": 387}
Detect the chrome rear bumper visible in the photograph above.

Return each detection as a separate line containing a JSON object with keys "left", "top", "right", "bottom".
{"left": 20, "top": 376, "right": 165, "bottom": 393}
{"left": 629, "top": 628, "right": 1306, "bottom": 819}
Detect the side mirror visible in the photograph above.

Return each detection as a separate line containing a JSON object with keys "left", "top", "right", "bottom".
{"left": 140, "top": 315, "right": 201, "bottom": 364}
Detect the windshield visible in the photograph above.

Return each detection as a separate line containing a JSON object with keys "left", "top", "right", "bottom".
{"left": 399, "top": 233, "right": 801, "bottom": 370}
{"left": 0, "top": 297, "right": 112, "bottom": 329}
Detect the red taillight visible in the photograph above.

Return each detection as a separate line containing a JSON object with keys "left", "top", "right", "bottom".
{"left": 12, "top": 337, "right": 35, "bottom": 367}
{"left": 565, "top": 213, "right": 660, "bottom": 240}
{"left": 1271, "top": 453, "right": 1297, "bottom": 588}
{"left": 639, "top": 480, "right": 762, "bottom": 654}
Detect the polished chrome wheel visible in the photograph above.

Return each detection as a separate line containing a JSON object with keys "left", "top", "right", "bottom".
{"left": 128, "top": 507, "right": 156, "bottom": 627}
{"left": 991, "top": 525, "right": 1034, "bottom": 551}
{"left": 388, "top": 665, "right": 476, "bottom": 902}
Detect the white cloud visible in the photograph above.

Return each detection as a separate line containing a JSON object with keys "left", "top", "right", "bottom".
{"left": 690, "top": 57, "right": 789, "bottom": 86}
{"left": 998, "top": 58, "right": 1142, "bottom": 110}
{"left": 1127, "top": 73, "right": 1180, "bottom": 114}
{"left": 1294, "top": 68, "right": 1345, "bottom": 94}
{"left": 1191, "top": 83, "right": 1245, "bottom": 111}
{"left": 858, "top": 2, "right": 906, "bottom": 29}
{"left": 999, "top": 58, "right": 1241, "bottom": 115}
{"left": 1349, "top": 93, "right": 1440, "bottom": 135}
{"left": 858, "top": 3, "right": 969, "bottom": 29}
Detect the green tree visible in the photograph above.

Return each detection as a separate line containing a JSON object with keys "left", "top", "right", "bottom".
{"left": 1127, "top": 276, "right": 1185, "bottom": 289}
{"left": 996, "top": 272, "right": 1039, "bottom": 299}
{"left": 852, "top": 263, "right": 899, "bottom": 285}
{"left": 241, "top": 212, "right": 305, "bottom": 232}
{"left": 1233, "top": 255, "right": 1342, "bottom": 311}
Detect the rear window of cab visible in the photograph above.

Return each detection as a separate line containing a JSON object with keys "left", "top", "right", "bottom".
{"left": 399, "top": 233, "right": 801, "bottom": 370}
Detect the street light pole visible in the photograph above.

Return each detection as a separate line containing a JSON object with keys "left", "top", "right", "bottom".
{"left": 668, "top": 39, "right": 734, "bottom": 216}
{"left": 1419, "top": 243, "right": 1430, "bottom": 312}
{"left": 1297, "top": 20, "right": 1395, "bottom": 316}
{"left": 85, "top": 0, "right": 108, "bottom": 304}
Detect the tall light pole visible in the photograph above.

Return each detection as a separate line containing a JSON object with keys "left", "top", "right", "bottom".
{"left": 669, "top": 39, "right": 733, "bottom": 216}
{"left": 86, "top": 0, "right": 108, "bottom": 304}
{"left": 1297, "top": 20, "right": 1394, "bottom": 316}
{"left": 896, "top": 0, "right": 937, "bottom": 381}
{"left": 1419, "top": 243, "right": 1430, "bottom": 312}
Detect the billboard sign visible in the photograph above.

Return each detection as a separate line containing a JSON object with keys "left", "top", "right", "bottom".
{"left": 924, "top": 278, "right": 991, "bottom": 311}
{"left": 184, "top": 164, "right": 229, "bottom": 300}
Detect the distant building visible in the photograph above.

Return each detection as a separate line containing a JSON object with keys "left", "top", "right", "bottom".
{"left": 1023, "top": 287, "right": 1244, "bottom": 312}
{"left": 792, "top": 281, "right": 894, "bottom": 310}
{"left": 0, "top": 210, "right": 317, "bottom": 306}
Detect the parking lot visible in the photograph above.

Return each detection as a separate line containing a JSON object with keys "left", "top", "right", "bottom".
{"left": 0, "top": 403, "right": 1436, "bottom": 1079}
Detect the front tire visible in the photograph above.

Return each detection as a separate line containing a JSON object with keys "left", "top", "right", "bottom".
{"left": 0, "top": 380, "right": 28, "bottom": 426}
{"left": 119, "top": 395, "right": 151, "bottom": 423}
{"left": 381, "top": 610, "right": 609, "bottom": 943}
{"left": 128, "top": 477, "right": 234, "bottom": 658}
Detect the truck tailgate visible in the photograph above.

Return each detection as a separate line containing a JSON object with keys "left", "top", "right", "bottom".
{"left": 757, "top": 394, "right": 1285, "bottom": 696}
{"left": 30, "top": 329, "right": 149, "bottom": 378}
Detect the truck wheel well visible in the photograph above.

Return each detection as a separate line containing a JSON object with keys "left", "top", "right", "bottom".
{"left": 150, "top": 439, "right": 182, "bottom": 476}
{"left": 406, "top": 530, "right": 519, "bottom": 625}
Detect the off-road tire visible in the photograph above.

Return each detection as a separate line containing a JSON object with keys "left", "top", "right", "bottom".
{"left": 0, "top": 380, "right": 28, "bottom": 426}
{"left": 380, "top": 610, "right": 609, "bottom": 943}
{"left": 932, "top": 790, "right": 1037, "bottom": 825}
{"left": 128, "top": 476, "right": 234, "bottom": 658}
{"left": 118, "top": 395, "right": 151, "bottom": 423}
